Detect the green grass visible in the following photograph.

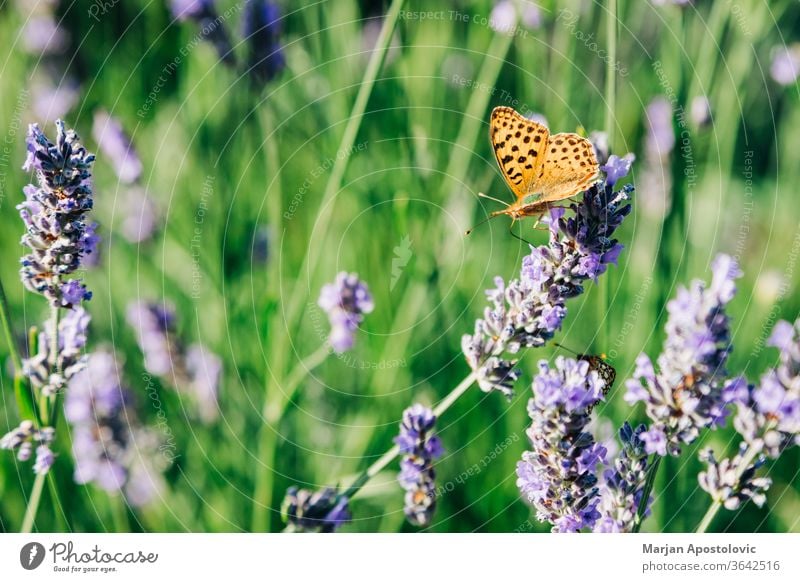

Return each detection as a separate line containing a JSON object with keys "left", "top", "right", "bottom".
{"left": 0, "top": 0, "right": 798, "bottom": 533}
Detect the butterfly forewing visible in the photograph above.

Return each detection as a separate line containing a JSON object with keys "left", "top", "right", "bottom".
{"left": 489, "top": 106, "right": 549, "bottom": 202}
{"left": 579, "top": 354, "right": 617, "bottom": 413}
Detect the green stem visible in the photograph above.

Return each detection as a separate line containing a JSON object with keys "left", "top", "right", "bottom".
{"left": 341, "top": 372, "right": 477, "bottom": 500}
{"left": 696, "top": 439, "right": 765, "bottom": 533}
{"left": 251, "top": 343, "right": 332, "bottom": 531}
{"left": 283, "top": 0, "right": 406, "bottom": 327}
{"left": 46, "top": 472, "right": 69, "bottom": 532}
{"left": 604, "top": 0, "right": 617, "bottom": 147}
{"left": 21, "top": 472, "right": 47, "bottom": 533}
{"left": 0, "top": 275, "right": 23, "bottom": 372}
{"left": 632, "top": 454, "right": 661, "bottom": 533}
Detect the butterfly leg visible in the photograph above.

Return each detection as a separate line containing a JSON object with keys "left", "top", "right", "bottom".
{"left": 509, "top": 222, "right": 534, "bottom": 245}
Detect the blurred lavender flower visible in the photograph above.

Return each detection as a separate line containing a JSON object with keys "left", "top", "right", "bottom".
{"left": 732, "top": 319, "right": 800, "bottom": 458}
{"left": 242, "top": 0, "right": 286, "bottom": 84}
{"left": 770, "top": 45, "right": 800, "bottom": 86}
{"left": 641, "top": 97, "right": 674, "bottom": 219}
{"left": 691, "top": 96, "right": 712, "bottom": 128}
{"left": 121, "top": 187, "right": 158, "bottom": 243}
{"left": 589, "top": 131, "right": 610, "bottom": 165}
{"left": 31, "top": 78, "right": 80, "bottom": 123}
{"left": 126, "top": 301, "right": 222, "bottom": 422}
{"left": 251, "top": 225, "right": 271, "bottom": 264}
{"left": 318, "top": 272, "right": 374, "bottom": 353}
{"left": 698, "top": 445, "right": 771, "bottom": 511}
{"left": 19, "top": 120, "right": 95, "bottom": 307}
{"left": 170, "top": 0, "right": 236, "bottom": 66}
{"left": 0, "top": 421, "right": 56, "bottom": 475}
{"left": 22, "top": 15, "right": 69, "bottom": 55}
{"left": 594, "top": 422, "right": 652, "bottom": 532}
{"left": 516, "top": 357, "right": 606, "bottom": 532}
{"left": 395, "top": 404, "right": 443, "bottom": 526}
{"left": 92, "top": 111, "right": 143, "bottom": 184}
{"left": 462, "top": 178, "right": 633, "bottom": 397}
{"left": 625, "top": 254, "right": 741, "bottom": 456}
{"left": 66, "top": 350, "right": 168, "bottom": 505}
{"left": 282, "top": 486, "right": 351, "bottom": 533}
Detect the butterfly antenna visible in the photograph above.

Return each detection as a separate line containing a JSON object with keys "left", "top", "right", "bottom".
{"left": 553, "top": 342, "right": 580, "bottom": 356}
{"left": 477, "top": 191, "right": 508, "bottom": 205}
{"left": 465, "top": 213, "right": 500, "bottom": 236}
{"left": 509, "top": 223, "right": 533, "bottom": 245}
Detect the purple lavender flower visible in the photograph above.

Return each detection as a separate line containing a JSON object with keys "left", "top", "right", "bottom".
{"left": 19, "top": 120, "right": 95, "bottom": 308}
{"left": 462, "top": 179, "right": 633, "bottom": 397}
{"left": 171, "top": 0, "right": 236, "bottom": 66}
{"left": 21, "top": 307, "right": 90, "bottom": 399}
{"left": 601, "top": 153, "right": 635, "bottom": 187}
{"left": 625, "top": 254, "right": 741, "bottom": 456}
{"left": 121, "top": 187, "right": 158, "bottom": 243}
{"left": 733, "top": 319, "right": 800, "bottom": 458}
{"left": 318, "top": 272, "right": 374, "bottom": 353}
{"left": 92, "top": 111, "right": 143, "bottom": 184}
{"left": 31, "top": 78, "right": 80, "bottom": 123}
{"left": 281, "top": 486, "right": 351, "bottom": 532}
{"left": 22, "top": 15, "right": 69, "bottom": 55}
{"left": 516, "top": 357, "right": 606, "bottom": 532}
{"left": 186, "top": 343, "right": 222, "bottom": 422}
{"left": 594, "top": 422, "right": 652, "bottom": 533}
{"left": 0, "top": 421, "right": 56, "bottom": 474}
{"left": 395, "top": 404, "right": 443, "bottom": 526}
{"left": 66, "top": 350, "right": 168, "bottom": 505}
{"left": 646, "top": 97, "right": 675, "bottom": 157}
{"left": 127, "top": 301, "right": 222, "bottom": 422}
{"left": 698, "top": 445, "right": 771, "bottom": 511}
{"left": 242, "top": 0, "right": 286, "bottom": 84}
{"left": 770, "top": 45, "right": 800, "bottom": 86}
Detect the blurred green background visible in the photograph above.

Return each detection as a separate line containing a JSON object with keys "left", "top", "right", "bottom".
{"left": 0, "top": 0, "right": 798, "bottom": 532}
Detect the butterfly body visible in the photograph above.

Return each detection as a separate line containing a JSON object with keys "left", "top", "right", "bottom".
{"left": 487, "top": 106, "right": 600, "bottom": 225}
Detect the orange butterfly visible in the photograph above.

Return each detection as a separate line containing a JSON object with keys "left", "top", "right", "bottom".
{"left": 466, "top": 106, "right": 599, "bottom": 235}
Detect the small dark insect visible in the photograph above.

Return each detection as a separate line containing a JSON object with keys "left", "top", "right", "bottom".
{"left": 554, "top": 344, "right": 617, "bottom": 413}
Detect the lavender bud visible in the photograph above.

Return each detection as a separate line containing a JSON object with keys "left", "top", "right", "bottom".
{"left": 318, "top": 272, "right": 374, "bottom": 353}
{"left": 395, "top": 404, "right": 443, "bottom": 526}
{"left": 281, "top": 486, "right": 351, "bottom": 533}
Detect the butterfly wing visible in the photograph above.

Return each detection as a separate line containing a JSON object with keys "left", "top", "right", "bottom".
{"left": 489, "top": 106, "right": 549, "bottom": 203}
{"left": 535, "top": 132, "right": 600, "bottom": 203}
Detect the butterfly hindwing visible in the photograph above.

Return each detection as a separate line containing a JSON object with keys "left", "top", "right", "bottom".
{"left": 537, "top": 132, "right": 600, "bottom": 203}
{"left": 490, "top": 106, "right": 549, "bottom": 202}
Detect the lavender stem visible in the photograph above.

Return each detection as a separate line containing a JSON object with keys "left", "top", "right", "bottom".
{"left": 21, "top": 472, "right": 47, "bottom": 533}
{"left": 631, "top": 454, "right": 661, "bottom": 532}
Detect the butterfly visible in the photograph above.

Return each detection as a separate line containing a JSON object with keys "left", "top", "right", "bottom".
{"left": 466, "top": 106, "right": 599, "bottom": 235}
{"left": 554, "top": 344, "right": 617, "bottom": 413}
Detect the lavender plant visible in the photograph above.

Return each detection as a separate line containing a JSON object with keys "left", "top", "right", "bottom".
{"left": 462, "top": 170, "right": 633, "bottom": 397}
{"left": 170, "top": 0, "right": 236, "bottom": 66}
{"left": 395, "top": 404, "right": 443, "bottom": 526}
{"left": 242, "top": 0, "right": 286, "bottom": 85}
{"left": 318, "top": 272, "right": 374, "bottom": 353}
{"left": 281, "top": 487, "right": 351, "bottom": 533}
{"left": 0, "top": 120, "right": 96, "bottom": 533}
{"left": 126, "top": 301, "right": 222, "bottom": 422}
{"left": 516, "top": 357, "right": 607, "bottom": 532}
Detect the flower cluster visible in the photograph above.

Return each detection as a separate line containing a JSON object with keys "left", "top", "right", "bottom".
{"left": 697, "top": 445, "right": 771, "bottom": 511}
{"left": 281, "top": 487, "right": 351, "bottom": 533}
{"left": 625, "top": 254, "right": 740, "bottom": 456}
{"left": 516, "top": 357, "right": 607, "bottom": 532}
{"left": 318, "top": 272, "right": 374, "bottom": 353}
{"left": 242, "top": 0, "right": 286, "bottom": 84}
{"left": 0, "top": 421, "right": 56, "bottom": 475}
{"left": 594, "top": 422, "right": 652, "bottom": 532}
{"left": 395, "top": 404, "right": 444, "bottom": 526}
{"left": 66, "top": 350, "right": 168, "bottom": 505}
{"left": 462, "top": 174, "right": 633, "bottom": 397}
{"left": 127, "top": 301, "right": 222, "bottom": 422}
{"left": 733, "top": 319, "right": 800, "bottom": 457}
{"left": 19, "top": 121, "right": 97, "bottom": 307}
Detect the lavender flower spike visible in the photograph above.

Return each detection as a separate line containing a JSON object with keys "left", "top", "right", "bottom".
{"left": 281, "top": 487, "right": 351, "bottom": 533}
{"left": 516, "top": 357, "right": 607, "bottom": 532}
{"left": 0, "top": 421, "right": 56, "bottom": 474}
{"left": 318, "top": 272, "right": 374, "bottom": 353}
{"left": 625, "top": 254, "right": 741, "bottom": 456}
{"left": 242, "top": 0, "right": 286, "bottom": 84}
{"left": 698, "top": 445, "right": 771, "bottom": 511}
{"left": 594, "top": 422, "right": 652, "bottom": 532}
{"left": 733, "top": 318, "right": 800, "bottom": 458}
{"left": 19, "top": 120, "right": 95, "bottom": 308}
{"left": 396, "top": 404, "right": 444, "bottom": 526}
{"left": 463, "top": 178, "right": 633, "bottom": 397}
